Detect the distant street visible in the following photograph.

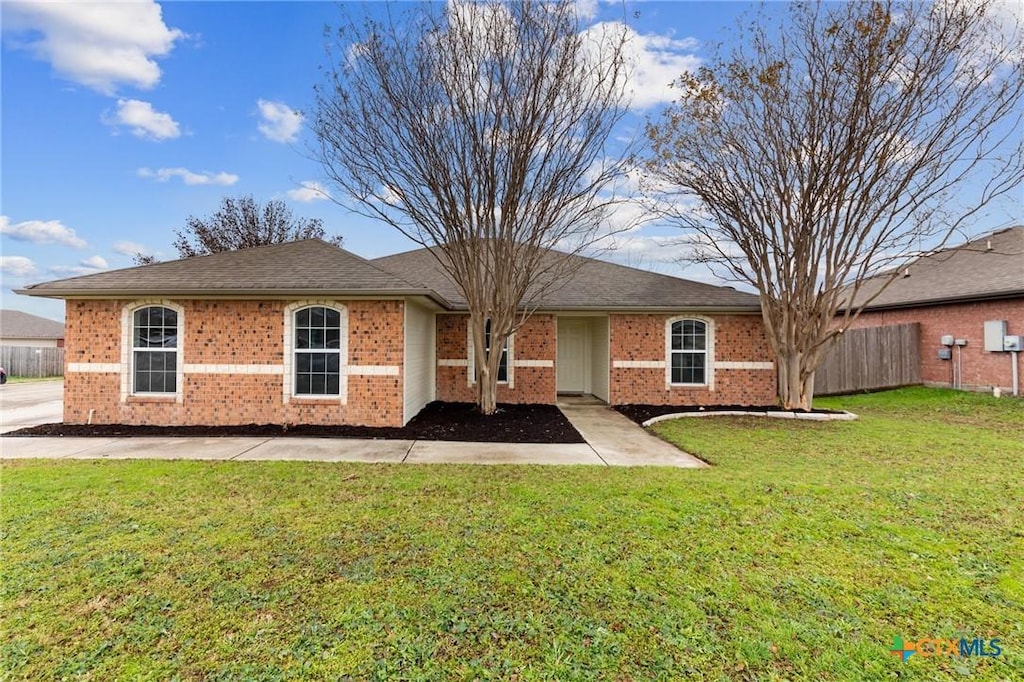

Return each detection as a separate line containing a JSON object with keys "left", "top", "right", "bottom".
{"left": 0, "top": 380, "right": 63, "bottom": 434}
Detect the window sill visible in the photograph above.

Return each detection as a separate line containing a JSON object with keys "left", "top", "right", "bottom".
{"left": 291, "top": 395, "right": 343, "bottom": 405}
{"left": 668, "top": 383, "right": 709, "bottom": 389}
{"left": 127, "top": 394, "right": 179, "bottom": 404}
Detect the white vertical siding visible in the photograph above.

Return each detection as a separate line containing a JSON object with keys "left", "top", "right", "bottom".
{"left": 590, "top": 317, "right": 609, "bottom": 401}
{"left": 403, "top": 300, "right": 436, "bottom": 424}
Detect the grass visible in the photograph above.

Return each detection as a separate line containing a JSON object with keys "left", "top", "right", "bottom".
{"left": 1, "top": 386, "right": 1021, "bottom": 680}
{"left": 4, "top": 375, "right": 63, "bottom": 384}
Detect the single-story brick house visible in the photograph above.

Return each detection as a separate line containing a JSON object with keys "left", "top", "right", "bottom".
{"left": 845, "top": 225, "right": 1023, "bottom": 393}
{"left": 18, "top": 239, "right": 777, "bottom": 427}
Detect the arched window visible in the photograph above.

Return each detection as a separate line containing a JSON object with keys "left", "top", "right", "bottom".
{"left": 669, "top": 318, "right": 707, "bottom": 385}
{"left": 294, "top": 305, "right": 342, "bottom": 396}
{"left": 132, "top": 305, "right": 179, "bottom": 394}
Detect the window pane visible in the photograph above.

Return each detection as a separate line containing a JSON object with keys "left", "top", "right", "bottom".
{"left": 294, "top": 307, "right": 341, "bottom": 396}
{"left": 497, "top": 351, "right": 508, "bottom": 382}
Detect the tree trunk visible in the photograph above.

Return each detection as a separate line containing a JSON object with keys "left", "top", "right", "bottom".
{"left": 471, "top": 313, "right": 502, "bottom": 416}
{"left": 777, "top": 350, "right": 814, "bottom": 411}
{"left": 478, "top": 367, "right": 497, "bottom": 415}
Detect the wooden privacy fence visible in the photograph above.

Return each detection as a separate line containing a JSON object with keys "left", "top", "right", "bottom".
{"left": 814, "top": 323, "right": 921, "bottom": 396}
{"left": 0, "top": 346, "right": 65, "bottom": 378}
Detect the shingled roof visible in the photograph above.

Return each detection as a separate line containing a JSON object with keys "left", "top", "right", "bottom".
{"left": 0, "top": 309, "right": 65, "bottom": 339}
{"left": 847, "top": 226, "right": 1024, "bottom": 311}
{"left": 371, "top": 246, "right": 761, "bottom": 311}
{"left": 18, "top": 239, "right": 449, "bottom": 305}
{"left": 18, "top": 238, "right": 760, "bottom": 311}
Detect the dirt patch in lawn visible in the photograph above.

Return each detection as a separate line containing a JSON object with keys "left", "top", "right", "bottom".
{"left": 615, "top": 403, "right": 844, "bottom": 424}
{"left": 8, "top": 402, "right": 584, "bottom": 444}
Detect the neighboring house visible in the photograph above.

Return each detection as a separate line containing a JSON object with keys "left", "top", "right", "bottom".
{"left": 18, "top": 239, "right": 777, "bottom": 427}
{"left": 0, "top": 309, "right": 65, "bottom": 348}
{"left": 845, "top": 226, "right": 1023, "bottom": 393}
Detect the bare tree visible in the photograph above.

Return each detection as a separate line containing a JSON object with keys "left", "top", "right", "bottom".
{"left": 313, "top": 1, "right": 632, "bottom": 414}
{"left": 646, "top": 0, "right": 1023, "bottom": 410}
{"left": 174, "top": 195, "right": 342, "bottom": 258}
{"left": 132, "top": 253, "right": 158, "bottom": 266}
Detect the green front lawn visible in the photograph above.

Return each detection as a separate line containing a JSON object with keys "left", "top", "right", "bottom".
{"left": 2, "top": 387, "right": 1021, "bottom": 680}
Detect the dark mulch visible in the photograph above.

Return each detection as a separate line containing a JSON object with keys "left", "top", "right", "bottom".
{"left": 8, "top": 401, "right": 584, "bottom": 444}
{"left": 615, "top": 403, "right": 845, "bottom": 425}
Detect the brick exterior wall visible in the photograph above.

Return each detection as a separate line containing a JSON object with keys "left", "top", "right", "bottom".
{"left": 63, "top": 299, "right": 406, "bottom": 427}
{"left": 435, "top": 313, "right": 557, "bottom": 404}
{"left": 609, "top": 313, "right": 777, "bottom": 406}
{"left": 851, "top": 298, "right": 1024, "bottom": 392}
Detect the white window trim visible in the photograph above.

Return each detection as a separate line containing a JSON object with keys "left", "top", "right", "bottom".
{"left": 467, "top": 319, "right": 514, "bottom": 388}
{"left": 665, "top": 316, "right": 714, "bottom": 390}
{"left": 121, "top": 300, "right": 185, "bottom": 403}
{"left": 283, "top": 301, "right": 349, "bottom": 403}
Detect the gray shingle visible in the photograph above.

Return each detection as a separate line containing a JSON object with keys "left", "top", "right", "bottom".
{"left": 847, "top": 226, "right": 1024, "bottom": 310}
{"left": 19, "top": 239, "right": 448, "bottom": 304}
{"left": 372, "top": 246, "right": 761, "bottom": 310}
{"left": 0, "top": 309, "right": 65, "bottom": 339}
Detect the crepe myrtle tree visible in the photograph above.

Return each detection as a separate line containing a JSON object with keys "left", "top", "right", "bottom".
{"left": 313, "top": 0, "right": 633, "bottom": 414}
{"left": 646, "top": 0, "right": 1023, "bottom": 410}
{"left": 173, "top": 195, "right": 342, "bottom": 258}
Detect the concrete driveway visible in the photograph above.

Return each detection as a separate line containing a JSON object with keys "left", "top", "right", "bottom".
{"left": 0, "top": 380, "right": 63, "bottom": 434}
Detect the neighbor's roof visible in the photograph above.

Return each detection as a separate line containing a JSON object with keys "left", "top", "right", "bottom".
{"left": 847, "top": 226, "right": 1024, "bottom": 311}
{"left": 372, "top": 246, "right": 761, "bottom": 311}
{"left": 17, "top": 239, "right": 449, "bottom": 305}
{"left": 0, "top": 309, "right": 65, "bottom": 339}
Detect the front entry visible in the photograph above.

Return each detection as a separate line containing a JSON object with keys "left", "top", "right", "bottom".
{"left": 556, "top": 316, "right": 609, "bottom": 400}
{"left": 557, "top": 318, "right": 589, "bottom": 393}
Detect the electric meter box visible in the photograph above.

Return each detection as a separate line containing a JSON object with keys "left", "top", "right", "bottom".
{"left": 1004, "top": 335, "right": 1023, "bottom": 352}
{"left": 984, "top": 320, "right": 1008, "bottom": 351}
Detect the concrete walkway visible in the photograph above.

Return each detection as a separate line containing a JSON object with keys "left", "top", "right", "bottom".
{"left": 0, "top": 393, "right": 705, "bottom": 468}
{"left": 556, "top": 396, "right": 707, "bottom": 468}
{"left": 0, "top": 435, "right": 607, "bottom": 466}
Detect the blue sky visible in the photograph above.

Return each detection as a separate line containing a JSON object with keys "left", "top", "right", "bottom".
{"left": 0, "top": 0, "right": 755, "bottom": 321}
{"left": 1, "top": 1, "right": 1019, "bottom": 322}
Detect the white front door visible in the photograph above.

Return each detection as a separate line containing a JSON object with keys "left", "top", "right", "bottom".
{"left": 557, "top": 318, "right": 588, "bottom": 393}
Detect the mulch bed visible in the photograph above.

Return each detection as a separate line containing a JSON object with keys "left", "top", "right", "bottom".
{"left": 7, "top": 402, "right": 584, "bottom": 444}
{"left": 615, "top": 403, "right": 845, "bottom": 425}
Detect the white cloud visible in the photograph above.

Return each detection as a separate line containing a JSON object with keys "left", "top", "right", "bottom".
{"left": 257, "top": 99, "right": 304, "bottom": 143}
{"left": 0, "top": 256, "right": 39, "bottom": 278}
{"left": 2, "top": 0, "right": 185, "bottom": 94}
{"left": 286, "top": 181, "right": 331, "bottom": 202}
{"left": 80, "top": 255, "right": 108, "bottom": 269}
{"left": 0, "top": 215, "right": 87, "bottom": 248}
{"left": 113, "top": 240, "right": 150, "bottom": 257}
{"left": 573, "top": 0, "right": 599, "bottom": 21}
{"left": 138, "top": 167, "right": 239, "bottom": 186}
{"left": 104, "top": 99, "right": 180, "bottom": 140}
{"left": 583, "top": 23, "right": 702, "bottom": 109}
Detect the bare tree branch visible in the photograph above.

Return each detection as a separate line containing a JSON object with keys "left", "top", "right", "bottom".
{"left": 646, "top": 0, "right": 1024, "bottom": 409}
{"left": 313, "top": 0, "right": 633, "bottom": 414}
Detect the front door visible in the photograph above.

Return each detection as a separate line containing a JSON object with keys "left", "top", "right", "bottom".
{"left": 557, "top": 318, "right": 588, "bottom": 393}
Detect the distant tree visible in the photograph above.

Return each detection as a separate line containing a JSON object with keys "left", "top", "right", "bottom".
{"left": 645, "top": 0, "right": 1023, "bottom": 410}
{"left": 313, "top": 0, "right": 631, "bottom": 415}
{"left": 173, "top": 195, "right": 342, "bottom": 258}
{"left": 132, "top": 253, "right": 158, "bottom": 266}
